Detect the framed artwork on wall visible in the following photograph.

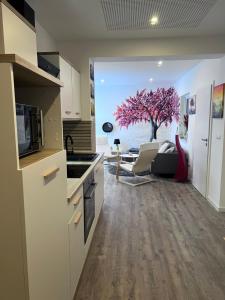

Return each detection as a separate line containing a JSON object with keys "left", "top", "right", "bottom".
{"left": 90, "top": 63, "right": 94, "bottom": 81}
{"left": 91, "top": 99, "right": 95, "bottom": 116}
{"left": 212, "top": 84, "right": 224, "bottom": 119}
{"left": 188, "top": 95, "right": 196, "bottom": 115}
{"left": 90, "top": 81, "right": 95, "bottom": 99}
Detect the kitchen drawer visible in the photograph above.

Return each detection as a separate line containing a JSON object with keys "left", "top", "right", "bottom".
{"left": 68, "top": 202, "right": 84, "bottom": 299}
{"left": 67, "top": 185, "right": 83, "bottom": 219}
{"left": 68, "top": 185, "right": 83, "bottom": 208}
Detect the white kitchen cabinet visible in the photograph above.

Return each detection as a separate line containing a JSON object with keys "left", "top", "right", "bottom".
{"left": 72, "top": 68, "right": 81, "bottom": 119}
{"left": 67, "top": 188, "right": 85, "bottom": 299}
{"left": 0, "top": 56, "right": 67, "bottom": 300}
{"left": 60, "top": 57, "right": 73, "bottom": 119}
{"left": 0, "top": 1, "right": 37, "bottom": 66}
{"left": 22, "top": 151, "right": 69, "bottom": 300}
{"left": 60, "top": 57, "right": 81, "bottom": 120}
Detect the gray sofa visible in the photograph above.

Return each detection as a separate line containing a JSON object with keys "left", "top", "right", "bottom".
{"left": 151, "top": 152, "right": 179, "bottom": 176}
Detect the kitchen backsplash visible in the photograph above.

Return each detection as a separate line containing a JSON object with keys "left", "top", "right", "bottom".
{"left": 63, "top": 120, "right": 95, "bottom": 152}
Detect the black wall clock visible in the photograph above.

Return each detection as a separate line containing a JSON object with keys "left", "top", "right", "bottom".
{"left": 102, "top": 122, "right": 113, "bottom": 133}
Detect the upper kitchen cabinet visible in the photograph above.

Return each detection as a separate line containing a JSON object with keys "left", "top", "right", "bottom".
{"left": 38, "top": 53, "right": 81, "bottom": 120}
{"left": 60, "top": 57, "right": 81, "bottom": 120}
{"left": 71, "top": 67, "right": 81, "bottom": 120}
{"left": 0, "top": 0, "right": 37, "bottom": 66}
{"left": 60, "top": 57, "right": 74, "bottom": 119}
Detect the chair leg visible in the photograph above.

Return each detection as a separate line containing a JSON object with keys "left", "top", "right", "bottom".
{"left": 118, "top": 174, "right": 155, "bottom": 187}
{"left": 116, "top": 155, "right": 121, "bottom": 181}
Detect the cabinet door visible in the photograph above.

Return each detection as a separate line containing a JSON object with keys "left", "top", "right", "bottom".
{"left": 94, "top": 159, "right": 104, "bottom": 220}
{"left": 68, "top": 199, "right": 84, "bottom": 299}
{"left": 60, "top": 57, "right": 73, "bottom": 119}
{"left": 72, "top": 68, "right": 81, "bottom": 120}
{"left": 22, "top": 151, "right": 69, "bottom": 300}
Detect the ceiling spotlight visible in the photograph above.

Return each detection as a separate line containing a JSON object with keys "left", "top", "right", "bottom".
{"left": 100, "top": 79, "right": 105, "bottom": 84}
{"left": 158, "top": 61, "right": 163, "bottom": 67}
{"left": 150, "top": 16, "right": 159, "bottom": 26}
{"left": 149, "top": 78, "right": 154, "bottom": 83}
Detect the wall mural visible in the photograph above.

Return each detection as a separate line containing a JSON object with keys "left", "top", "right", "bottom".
{"left": 114, "top": 87, "right": 180, "bottom": 141}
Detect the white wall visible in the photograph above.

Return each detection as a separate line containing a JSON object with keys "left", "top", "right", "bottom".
{"left": 58, "top": 36, "right": 225, "bottom": 121}
{"left": 175, "top": 57, "right": 225, "bottom": 210}
{"left": 96, "top": 82, "right": 177, "bottom": 151}
{"left": 35, "top": 22, "right": 57, "bottom": 52}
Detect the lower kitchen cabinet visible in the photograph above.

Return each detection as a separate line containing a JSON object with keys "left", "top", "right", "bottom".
{"left": 67, "top": 189, "right": 85, "bottom": 299}
{"left": 22, "top": 151, "right": 69, "bottom": 300}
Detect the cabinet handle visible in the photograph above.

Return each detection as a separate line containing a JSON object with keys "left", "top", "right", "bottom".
{"left": 43, "top": 167, "right": 60, "bottom": 179}
{"left": 72, "top": 195, "right": 82, "bottom": 206}
{"left": 74, "top": 211, "right": 82, "bottom": 224}
{"left": 75, "top": 112, "right": 80, "bottom": 115}
{"left": 65, "top": 111, "right": 71, "bottom": 114}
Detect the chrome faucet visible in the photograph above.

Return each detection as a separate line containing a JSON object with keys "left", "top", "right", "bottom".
{"left": 65, "top": 135, "right": 74, "bottom": 154}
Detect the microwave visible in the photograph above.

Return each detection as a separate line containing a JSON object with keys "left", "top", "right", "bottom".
{"left": 16, "top": 103, "right": 44, "bottom": 158}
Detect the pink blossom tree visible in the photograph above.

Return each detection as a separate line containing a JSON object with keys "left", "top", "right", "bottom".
{"left": 114, "top": 87, "right": 180, "bottom": 141}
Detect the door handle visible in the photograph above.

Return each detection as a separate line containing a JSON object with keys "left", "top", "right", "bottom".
{"left": 201, "top": 138, "right": 208, "bottom": 142}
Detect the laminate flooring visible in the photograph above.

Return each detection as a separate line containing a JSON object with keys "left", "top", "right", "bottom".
{"left": 75, "top": 170, "right": 225, "bottom": 300}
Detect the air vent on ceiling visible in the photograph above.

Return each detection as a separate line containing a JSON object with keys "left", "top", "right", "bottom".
{"left": 100, "top": 0, "right": 217, "bottom": 31}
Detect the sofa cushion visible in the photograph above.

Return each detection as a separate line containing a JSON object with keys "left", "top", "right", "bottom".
{"left": 165, "top": 146, "right": 175, "bottom": 154}
{"left": 158, "top": 142, "right": 170, "bottom": 153}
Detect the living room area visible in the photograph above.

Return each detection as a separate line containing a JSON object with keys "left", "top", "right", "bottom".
{"left": 95, "top": 55, "right": 225, "bottom": 210}
{"left": 76, "top": 54, "right": 225, "bottom": 299}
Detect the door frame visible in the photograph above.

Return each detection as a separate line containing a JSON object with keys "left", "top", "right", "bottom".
{"left": 205, "top": 82, "right": 214, "bottom": 200}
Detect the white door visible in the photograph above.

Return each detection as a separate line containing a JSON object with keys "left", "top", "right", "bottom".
{"left": 192, "top": 86, "right": 211, "bottom": 197}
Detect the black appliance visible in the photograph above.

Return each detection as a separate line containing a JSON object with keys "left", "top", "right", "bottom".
{"left": 37, "top": 54, "right": 60, "bottom": 78}
{"left": 16, "top": 103, "right": 44, "bottom": 158}
{"left": 83, "top": 171, "right": 96, "bottom": 243}
{"left": 8, "top": 0, "right": 35, "bottom": 27}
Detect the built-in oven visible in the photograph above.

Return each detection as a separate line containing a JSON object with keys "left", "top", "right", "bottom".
{"left": 83, "top": 171, "right": 97, "bottom": 243}
{"left": 16, "top": 103, "right": 44, "bottom": 157}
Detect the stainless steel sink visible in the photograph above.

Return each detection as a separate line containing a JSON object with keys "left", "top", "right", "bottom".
{"left": 67, "top": 164, "right": 91, "bottom": 178}
{"left": 67, "top": 153, "right": 99, "bottom": 162}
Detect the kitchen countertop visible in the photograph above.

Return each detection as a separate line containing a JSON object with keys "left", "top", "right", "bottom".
{"left": 66, "top": 152, "right": 104, "bottom": 200}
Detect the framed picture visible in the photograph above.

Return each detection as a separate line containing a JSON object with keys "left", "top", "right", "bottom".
{"left": 188, "top": 95, "right": 196, "bottom": 115}
{"left": 90, "top": 63, "right": 94, "bottom": 81}
{"left": 91, "top": 100, "right": 95, "bottom": 116}
{"left": 212, "top": 84, "right": 224, "bottom": 118}
{"left": 90, "top": 82, "right": 95, "bottom": 99}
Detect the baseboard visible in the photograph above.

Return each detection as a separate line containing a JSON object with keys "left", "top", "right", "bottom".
{"left": 206, "top": 196, "right": 225, "bottom": 212}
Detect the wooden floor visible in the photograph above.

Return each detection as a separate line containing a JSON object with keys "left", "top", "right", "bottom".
{"left": 75, "top": 170, "right": 225, "bottom": 300}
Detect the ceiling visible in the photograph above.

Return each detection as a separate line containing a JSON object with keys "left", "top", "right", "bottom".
{"left": 94, "top": 59, "right": 201, "bottom": 86}
{"left": 28, "top": 0, "right": 225, "bottom": 41}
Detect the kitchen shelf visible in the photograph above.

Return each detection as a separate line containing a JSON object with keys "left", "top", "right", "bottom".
{"left": 0, "top": 54, "right": 63, "bottom": 87}
{"left": 19, "top": 149, "right": 63, "bottom": 169}
{"left": 0, "top": 0, "right": 36, "bottom": 32}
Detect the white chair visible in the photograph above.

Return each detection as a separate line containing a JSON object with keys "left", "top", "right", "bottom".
{"left": 117, "top": 142, "right": 159, "bottom": 186}
{"left": 96, "top": 136, "right": 112, "bottom": 157}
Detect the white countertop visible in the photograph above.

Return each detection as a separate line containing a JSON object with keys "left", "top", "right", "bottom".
{"left": 66, "top": 152, "right": 104, "bottom": 200}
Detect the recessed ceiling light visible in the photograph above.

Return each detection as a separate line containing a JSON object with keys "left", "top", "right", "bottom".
{"left": 149, "top": 78, "right": 154, "bottom": 83}
{"left": 150, "top": 16, "right": 159, "bottom": 26}
{"left": 100, "top": 79, "right": 105, "bottom": 84}
{"left": 158, "top": 61, "right": 163, "bottom": 67}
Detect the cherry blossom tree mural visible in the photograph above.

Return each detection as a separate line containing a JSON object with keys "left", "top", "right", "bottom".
{"left": 114, "top": 87, "right": 180, "bottom": 141}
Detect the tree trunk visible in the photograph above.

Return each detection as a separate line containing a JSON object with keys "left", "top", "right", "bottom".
{"left": 150, "top": 121, "right": 158, "bottom": 142}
